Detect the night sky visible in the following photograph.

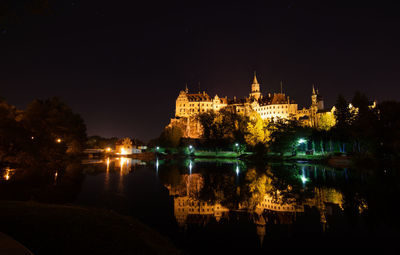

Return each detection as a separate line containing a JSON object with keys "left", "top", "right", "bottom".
{"left": 1, "top": 1, "right": 399, "bottom": 141}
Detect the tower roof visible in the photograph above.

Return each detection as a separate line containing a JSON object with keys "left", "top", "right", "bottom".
{"left": 252, "top": 71, "right": 259, "bottom": 84}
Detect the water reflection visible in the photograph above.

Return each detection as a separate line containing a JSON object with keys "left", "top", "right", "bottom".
{"left": 105, "top": 157, "right": 110, "bottom": 191}
{"left": 81, "top": 157, "right": 144, "bottom": 193}
{"left": 2, "top": 158, "right": 398, "bottom": 253}
{"left": 1, "top": 168, "right": 15, "bottom": 181}
{"left": 159, "top": 161, "right": 350, "bottom": 247}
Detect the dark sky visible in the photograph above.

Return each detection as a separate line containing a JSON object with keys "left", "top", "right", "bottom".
{"left": 1, "top": 0, "right": 400, "bottom": 141}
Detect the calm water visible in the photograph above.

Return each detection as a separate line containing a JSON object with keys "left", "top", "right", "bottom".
{"left": 1, "top": 157, "right": 400, "bottom": 254}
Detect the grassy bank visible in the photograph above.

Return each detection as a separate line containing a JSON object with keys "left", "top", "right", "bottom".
{"left": 0, "top": 201, "right": 179, "bottom": 255}
{"left": 194, "top": 151, "right": 241, "bottom": 158}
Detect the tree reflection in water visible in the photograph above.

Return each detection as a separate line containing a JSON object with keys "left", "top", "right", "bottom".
{"left": 158, "top": 159, "right": 400, "bottom": 249}
{"left": 1, "top": 158, "right": 399, "bottom": 252}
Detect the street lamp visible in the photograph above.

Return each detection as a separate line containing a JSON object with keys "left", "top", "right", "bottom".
{"left": 188, "top": 145, "right": 194, "bottom": 156}
{"left": 301, "top": 175, "right": 308, "bottom": 184}
{"left": 234, "top": 143, "right": 240, "bottom": 154}
{"left": 297, "top": 138, "right": 306, "bottom": 145}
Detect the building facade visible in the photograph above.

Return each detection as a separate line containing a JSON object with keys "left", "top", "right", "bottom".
{"left": 168, "top": 72, "right": 330, "bottom": 138}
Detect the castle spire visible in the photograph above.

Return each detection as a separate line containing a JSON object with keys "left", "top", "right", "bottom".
{"left": 312, "top": 84, "right": 316, "bottom": 95}
{"left": 250, "top": 71, "right": 261, "bottom": 100}
{"left": 185, "top": 83, "right": 189, "bottom": 93}
{"left": 253, "top": 71, "right": 259, "bottom": 84}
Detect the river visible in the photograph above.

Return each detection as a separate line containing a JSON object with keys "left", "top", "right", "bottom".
{"left": 1, "top": 157, "right": 399, "bottom": 254}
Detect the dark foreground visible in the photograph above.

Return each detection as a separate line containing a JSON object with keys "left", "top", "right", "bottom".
{"left": 0, "top": 201, "right": 180, "bottom": 255}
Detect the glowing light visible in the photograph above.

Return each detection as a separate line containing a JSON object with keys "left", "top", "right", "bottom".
{"left": 120, "top": 157, "right": 127, "bottom": 168}
{"left": 56, "top": 138, "right": 62, "bottom": 143}
{"left": 156, "top": 159, "right": 159, "bottom": 172}
{"left": 31, "top": 136, "right": 34, "bottom": 140}
{"left": 300, "top": 166, "right": 308, "bottom": 184}
{"left": 189, "top": 160, "right": 193, "bottom": 174}
{"left": 3, "top": 168, "right": 12, "bottom": 181}
{"left": 156, "top": 146, "right": 160, "bottom": 150}
{"left": 297, "top": 138, "right": 306, "bottom": 144}
{"left": 106, "top": 157, "right": 110, "bottom": 172}
{"left": 189, "top": 145, "right": 193, "bottom": 149}
{"left": 236, "top": 165, "right": 240, "bottom": 176}
{"left": 105, "top": 147, "right": 111, "bottom": 152}
{"left": 235, "top": 143, "right": 239, "bottom": 147}
{"left": 120, "top": 147, "right": 128, "bottom": 155}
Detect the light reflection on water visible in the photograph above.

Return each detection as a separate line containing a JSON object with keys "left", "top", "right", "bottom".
{"left": 0, "top": 168, "right": 14, "bottom": 181}
{"left": 160, "top": 160, "right": 347, "bottom": 247}
{"left": 2, "top": 158, "right": 398, "bottom": 252}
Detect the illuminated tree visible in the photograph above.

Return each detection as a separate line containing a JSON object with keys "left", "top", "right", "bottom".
{"left": 198, "top": 108, "right": 248, "bottom": 143}
{"left": 318, "top": 112, "right": 336, "bottom": 131}
{"left": 245, "top": 111, "right": 270, "bottom": 146}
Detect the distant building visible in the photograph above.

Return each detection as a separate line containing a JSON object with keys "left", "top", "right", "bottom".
{"left": 115, "top": 138, "right": 145, "bottom": 154}
{"left": 115, "top": 138, "right": 133, "bottom": 155}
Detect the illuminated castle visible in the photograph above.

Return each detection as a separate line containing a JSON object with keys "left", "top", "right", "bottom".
{"left": 170, "top": 72, "right": 334, "bottom": 138}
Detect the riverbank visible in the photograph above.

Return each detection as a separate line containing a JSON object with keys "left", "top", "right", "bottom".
{"left": 117, "top": 150, "right": 372, "bottom": 169}
{"left": 0, "top": 201, "right": 180, "bottom": 255}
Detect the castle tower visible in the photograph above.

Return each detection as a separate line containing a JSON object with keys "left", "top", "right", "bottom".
{"left": 250, "top": 71, "right": 261, "bottom": 100}
{"left": 310, "top": 85, "right": 318, "bottom": 127}
{"left": 311, "top": 84, "right": 317, "bottom": 106}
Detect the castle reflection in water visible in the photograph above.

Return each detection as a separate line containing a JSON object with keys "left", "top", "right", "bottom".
{"left": 163, "top": 160, "right": 350, "bottom": 246}
{"left": 81, "top": 157, "right": 365, "bottom": 247}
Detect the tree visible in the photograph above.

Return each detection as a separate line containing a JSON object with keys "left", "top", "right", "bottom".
{"left": 159, "top": 125, "right": 183, "bottom": 148}
{"left": 334, "top": 94, "right": 353, "bottom": 129}
{"left": 0, "top": 97, "right": 87, "bottom": 179}
{"left": 198, "top": 110, "right": 217, "bottom": 140}
{"left": 245, "top": 111, "right": 270, "bottom": 146}
{"left": 318, "top": 112, "right": 336, "bottom": 131}
{"left": 350, "top": 92, "right": 377, "bottom": 154}
{"left": 0, "top": 99, "right": 29, "bottom": 164}
{"left": 22, "top": 97, "right": 87, "bottom": 156}
{"left": 374, "top": 101, "right": 400, "bottom": 159}
{"left": 268, "top": 119, "right": 311, "bottom": 156}
{"left": 87, "top": 136, "right": 119, "bottom": 149}
{"left": 332, "top": 94, "right": 354, "bottom": 153}
{"left": 198, "top": 108, "right": 248, "bottom": 145}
